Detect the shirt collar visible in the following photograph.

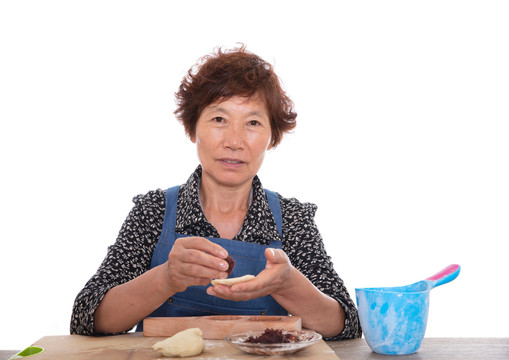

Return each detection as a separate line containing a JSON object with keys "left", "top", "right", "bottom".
{"left": 175, "top": 165, "right": 281, "bottom": 244}
{"left": 175, "top": 166, "right": 215, "bottom": 236}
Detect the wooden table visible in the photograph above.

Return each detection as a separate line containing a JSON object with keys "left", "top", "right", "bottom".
{"left": 329, "top": 338, "right": 508, "bottom": 359}
{"left": 1, "top": 335, "right": 507, "bottom": 359}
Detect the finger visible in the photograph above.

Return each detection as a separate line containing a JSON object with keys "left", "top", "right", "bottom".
{"left": 229, "top": 274, "right": 262, "bottom": 290}
{"left": 174, "top": 237, "right": 230, "bottom": 272}
{"left": 207, "top": 284, "right": 259, "bottom": 301}
{"left": 178, "top": 236, "right": 228, "bottom": 259}
{"left": 179, "top": 257, "right": 229, "bottom": 279}
{"left": 183, "top": 247, "right": 230, "bottom": 272}
{"left": 265, "top": 248, "right": 288, "bottom": 264}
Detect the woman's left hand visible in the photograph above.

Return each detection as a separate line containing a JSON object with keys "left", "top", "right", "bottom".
{"left": 207, "top": 247, "right": 346, "bottom": 338}
{"left": 206, "top": 248, "right": 294, "bottom": 301}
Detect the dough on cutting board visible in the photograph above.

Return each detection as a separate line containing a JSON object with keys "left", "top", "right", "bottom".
{"left": 152, "top": 327, "right": 204, "bottom": 357}
{"left": 211, "top": 274, "right": 255, "bottom": 286}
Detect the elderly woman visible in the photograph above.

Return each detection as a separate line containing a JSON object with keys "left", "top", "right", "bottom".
{"left": 70, "top": 46, "right": 361, "bottom": 340}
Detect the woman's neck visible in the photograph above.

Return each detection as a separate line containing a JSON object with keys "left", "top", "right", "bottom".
{"left": 198, "top": 175, "right": 253, "bottom": 239}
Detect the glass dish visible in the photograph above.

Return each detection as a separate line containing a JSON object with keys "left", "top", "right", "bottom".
{"left": 225, "top": 329, "right": 322, "bottom": 356}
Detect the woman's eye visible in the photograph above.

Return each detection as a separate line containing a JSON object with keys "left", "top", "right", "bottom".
{"left": 212, "top": 116, "right": 224, "bottom": 123}
{"left": 248, "top": 120, "right": 261, "bottom": 126}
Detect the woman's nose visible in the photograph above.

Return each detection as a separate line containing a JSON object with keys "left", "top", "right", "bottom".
{"left": 223, "top": 124, "right": 244, "bottom": 150}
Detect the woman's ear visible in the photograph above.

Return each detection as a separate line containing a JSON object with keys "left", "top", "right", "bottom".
{"left": 265, "top": 133, "right": 274, "bottom": 151}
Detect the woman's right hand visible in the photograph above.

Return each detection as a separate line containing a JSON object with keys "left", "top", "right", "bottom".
{"left": 164, "top": 236, "right": 230, "bottom": 293}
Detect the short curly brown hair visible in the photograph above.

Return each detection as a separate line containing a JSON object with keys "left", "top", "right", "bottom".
{"left": 174, "top": 46, "right": 297, "bottom": 148}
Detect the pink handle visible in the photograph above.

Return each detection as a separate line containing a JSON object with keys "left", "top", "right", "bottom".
{"left": 425, "top": 264, "right": 461, "bottom": 288}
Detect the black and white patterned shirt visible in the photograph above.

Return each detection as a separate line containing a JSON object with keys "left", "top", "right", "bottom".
{"left": 70, "top": 166, "right": 361, "bottom": 340}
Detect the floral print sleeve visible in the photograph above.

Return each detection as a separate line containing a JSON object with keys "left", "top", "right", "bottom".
{"left": 70, "top": 190, "right": 165, "bottom": 335}
{"left": 279, "top": 195, "right": 362, "bottom": 340}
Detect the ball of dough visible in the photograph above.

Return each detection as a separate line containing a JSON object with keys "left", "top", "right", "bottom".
{"left": 152, "top": 328, "right": 204, "bottom": 357}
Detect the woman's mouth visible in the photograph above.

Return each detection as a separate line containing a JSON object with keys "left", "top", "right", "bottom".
{"left": 219, "top": 159, "right": 245, "bottom": 167}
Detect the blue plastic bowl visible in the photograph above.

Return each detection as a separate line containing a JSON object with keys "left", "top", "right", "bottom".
{"left": 356, "top": 282, "right": 430, "bottom": 355}
{"left": 355, "top": 264, "right": 460, "bottom": 355}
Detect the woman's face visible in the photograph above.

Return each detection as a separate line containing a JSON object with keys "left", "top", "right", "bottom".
{"left": 191, "top": 95, "right": 272, "bottom": 189}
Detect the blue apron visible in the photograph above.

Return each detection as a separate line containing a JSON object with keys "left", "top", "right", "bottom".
{"left": 136, "top": 186, "right": 288, "bottom": 331}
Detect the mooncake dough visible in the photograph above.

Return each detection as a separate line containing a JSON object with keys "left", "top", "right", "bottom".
{"left": 211, "top": 274, "right": 255, "bottom": 286}
{"left": 152, "top": 327, "right": 204, "bottom": 357}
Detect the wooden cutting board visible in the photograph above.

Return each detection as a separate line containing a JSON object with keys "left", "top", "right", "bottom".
{"left": 26, "top": 333, "right": 340, "bottom": 359}
{"left": 143, "top": 315, "right": 302, "bottom": 339}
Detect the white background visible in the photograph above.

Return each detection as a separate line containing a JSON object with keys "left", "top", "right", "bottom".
{"left": 1, "top": 0, "right": 508, "bottom": 350}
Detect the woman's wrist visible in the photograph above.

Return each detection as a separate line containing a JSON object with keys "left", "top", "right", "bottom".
{"left": 156, "top": 262, "right": 179, "bottom": 297}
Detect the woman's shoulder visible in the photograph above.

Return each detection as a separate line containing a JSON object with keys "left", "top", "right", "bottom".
{"left": 275, "top": 192, "right": 318, "bottom": 219}
{"left": 131, "top": 188, "right": 167, "bottom": 211}
{"left": 272, "top": 192, "right": 321, "bottom": 243}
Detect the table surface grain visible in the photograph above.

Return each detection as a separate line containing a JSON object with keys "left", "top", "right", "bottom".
{"left": 0, "top": 351, "right": 16, "bottom": 360}
{"left": 1, "top": 337, "right": 507, "bottom": 360}
{"left": 328, "top": 338, "right": 508, "bottom": 359}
